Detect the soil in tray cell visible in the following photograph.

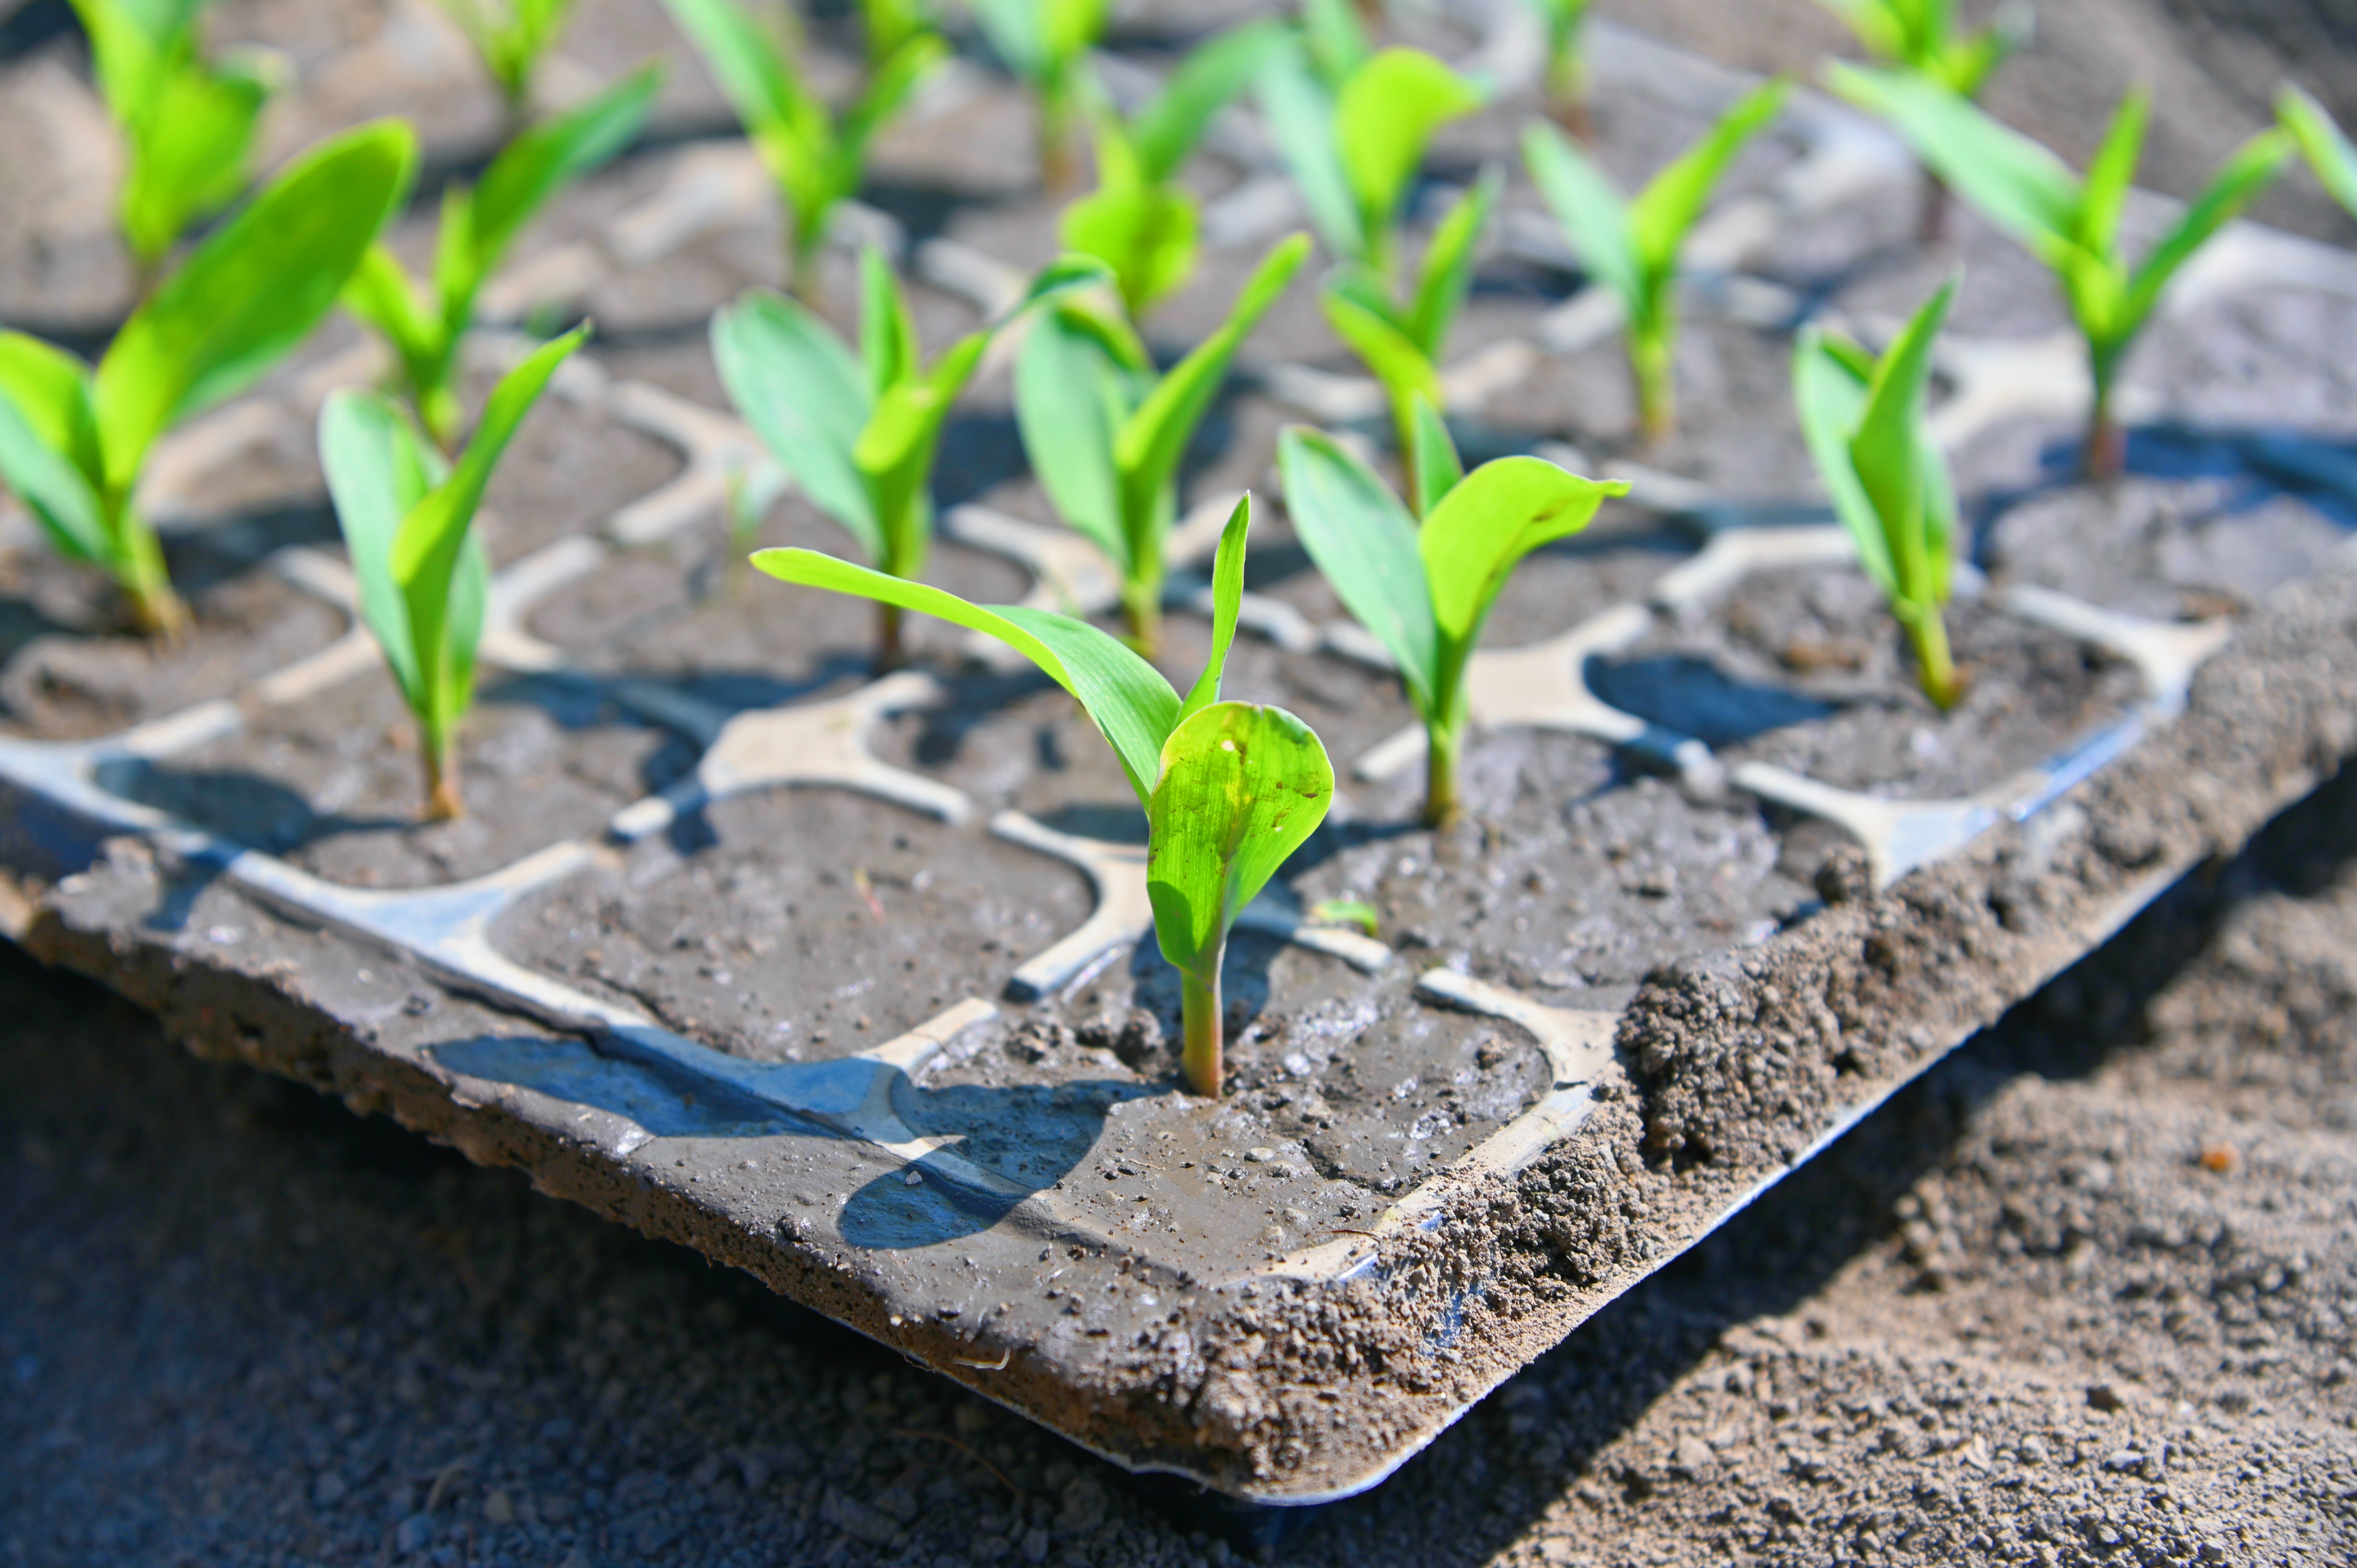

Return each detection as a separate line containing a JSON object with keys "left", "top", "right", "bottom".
{"left": 472, "top": 374, "right": 683, "bottom": 567}
{"left": 1597, "top": 563, "right": 2147, "bottom": 800}
{"left": 1988, "top": 476, "right": 2351, "bottom": 623}
{"left": 1295, "top": 756, "right": 1812, "bottom": 1005}
{"left": 906, "top": 939, "right": 1554, "bottom": 1250}
{"left": 526, "top": 492, "right": 1031, "bottom": 711}
{"left": 109, "top": 670, "right": 686, "bottom": 888}
{"left": 493, "top": 786, "right": 1095, "bottom": 1059}
{"left": 0, "top": 547, "right": 346, "bottom": 743}
{"left": 2130, "top": 286, "right": 2357, "bottom": 436}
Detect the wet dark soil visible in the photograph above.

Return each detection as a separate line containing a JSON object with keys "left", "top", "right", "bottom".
{"left": 115, "top": 669, "right": 686, "bottom": 887}
{"left": 1601, "top": 566, "right": 2150, "bottom": 798}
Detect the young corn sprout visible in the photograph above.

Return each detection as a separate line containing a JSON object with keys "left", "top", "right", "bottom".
{"left": 1279, "top": 401, "right": 1624, "bottom": 827}
{"left": 1320, "top": 166, "right": 1500, "bottom": 512}
{"left": 1811, "top": 0, "right": 2031, "bottom": 236}
{"left": 1257, "top": 9, "right": 1489, "bottom": 285}
{"left": 436, "top": 0, "right": 579, "bottom": 122}
{"left": 1794, "top": 280, "right": 1964, "bottom": 711}
{"left": 2277, "top": 84, "right": 2357, "bottom": 220}
{"left": 660, "top": 0, "right": 947, "bottom": 300}
{"left": 343, "top": 65, "right": 659, "bottom": 454}
{"left": 1517, "top": 0, "right": 1591, "bottom": 131}
{"left": 713, "top": 249, "right": 1110, "bottom": 669}
{"left": 1523, "top": 78, "right": 1789, "bottom": 446}
{"left": 321, "top": 328, "right": 588, "bottom": 822}
{"left": 1016, "top": 233, "right": 1310, "bottom": 657}
{"left": 1058, "top": 18, "right": 1289, "bottom": 320}
{"left": 859, "top": 0, "right": 936, "bottom": 67}
{"left": 70, "top": 0, "right": 283, "bottom": 276}
{"left": 1830, "top": 67, "right": 2291, "bottom": 480}
{"left": 969, "top": 0, "right": 1110, "bottom": 190}
{"left": 0, "top": 122, "right": 416, "bottom": 639}
{"left": 756, "top": 498, "right": 1332, "bottom": 1097}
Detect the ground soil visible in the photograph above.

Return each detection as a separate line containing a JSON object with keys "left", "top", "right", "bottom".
{"left": 7, "top": 761, "right": 2356, "bottom": 1568}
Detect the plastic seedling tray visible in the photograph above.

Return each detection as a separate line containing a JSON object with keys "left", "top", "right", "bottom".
{"left": 5, "top": 3, "right": 2357, "bottom": 1506}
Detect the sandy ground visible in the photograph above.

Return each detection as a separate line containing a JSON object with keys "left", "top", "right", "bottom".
{"left": 5, "top": 753, "right": 2355, "bottom": 1568}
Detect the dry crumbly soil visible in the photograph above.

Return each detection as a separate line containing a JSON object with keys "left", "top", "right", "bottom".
{"left": 5, "top": 761, "right": 2357, "bottom": 1568}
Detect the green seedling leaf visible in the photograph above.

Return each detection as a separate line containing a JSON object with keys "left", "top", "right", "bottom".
{"left": 1309, "top": 897, "right": 1380, "bottom": 936}
{"left": 120, "top": 58, "right": 272, "bottom": 265}
{"left": 858, "top": 0, "right": 932, "bottom": 67}
{"left": 1813, "top": 0, "right": 2027, "bottom": 97}
{"left": 1256, "top": 38, "right": 1361, "bottom": 260}
{"left": 1824, "top": 64, "right": 2080, "bottom": 255}
{"left": 97, "top": 120, "right": 418, "bottom": 494}
{"left": 1335, "top": 49, "right": 1488, "bottom": 259}
{"left": 325, "top": 327, "right": 586, "bottom": 816}
{"left": 2280, "top": 83, "right": 2357, "bottom": 218}
{"left": 470, "top": 64, "right": 662, "bottom": 278}
{"left": 440, "top": 0, "right": 582, "bottom": 108}
{"left": 1405, "top": 165, "right": 1503, "bottom": 359}
{"left": 1277, "top": 426, "right": 1438, "bottom": 718}
{"left": 1320, "top": 273, "right": 1441, "bottom": 437}
{"left": 1628, "top": 78, "right": 1788, "bottom": 275}
{"left": 1146, "top": 700, "right": 1334, "bottom": 977}
{"left": 1113, "top": 234, "right": 1308, "bottom": 565}
{"left": 1522, "top": 120, "right": 1640, "bottom": 314}
{"left": 1301, "top": 0, "right": 1371, "bottom": 87}
{"left": 1281, "top": 425, "right": 1622, "bottom": 822}
{"left": 1517, "top": 0, "right": 1591, "bottom": 105}
{"left": 1525, "top": 83, "right": 1782, "bottom": 439}
{"left": 1406, "top": 393, "right": 1463, "bottom": 521}
{"left": 2119, "top": 127, "right": 2292, "bottom": 335}
{"left": 1129, "top": 18, "right": 1290, "bottom": 185}
{"left": 1061, "top": 116, "right": 1201, "bottom": 318}
{"left": 0, "top": 334, "right": 106, "bottom": 563}
{"left": 712, "top": 288, "right": 880, "bottom": 556}
{"left": 2075, "top": 89, "right": 2148, "bottom": 262}
{"left": 721, "top": 251, "right": 1109, "bottom": 651}
{"left": 1794, "top": 280, "right": 1962, "bottom": 708}
{"left": 1014, "top": 300, "right": 1153, "bottom": 572}
{"left": 758, "top": 498, "right": 1327, "bottom": 1096}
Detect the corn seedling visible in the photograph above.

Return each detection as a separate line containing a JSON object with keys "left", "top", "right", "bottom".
{"left": 1831, "top": 67, "right": 2290, "bottom": 480}
{"left": 321, "top": 328, "right": 587, "bottom": 822}
{"left": 1523, "top": 78, "right": 1788, "bottom": 446}
{"left": 1517, "top": 0, "right": 1591, "bottom": 131}
{"left": 969, "top": 0, "right": 1111, "bottom": 190}
{"left": 1813, "top": 0, "right": 2030, "bottom": 237}
{"left": 2278, "top": 84, "right": 2357, "bottom": 221}
{"left": 1257, "top": 8, "right": 1488, "bottom": 285}
{"left": 1794, "top": 280, "right": 1964, "bottom": 711}
{"left": 343, "top": 65, "right": 659, "bottom": 454}
{"left": 756, "top": 498, "right": 1331, "bottom": 1096}
{"left": 661, "top": 0, "right": 946, "bottom": 300}
{"left": 1320, "top": 165, "right": 1500, "bottom": 512}
{"left": 1058, "top": 18, "right": 1289, "bottom": 320}
{"left": 859, "top": 0, "right": 935, "bottom": 67}
{"left": 0, "top": 122, "right": 417, "bottom": 639}
{"left": 714, "top": 249, "right": 1109, "bottom": 668}
{"left": 1279, "top": 401, "right": 1624, "bottom": 826}
{"left": 1016, "top": 233, "right": 1309, "bottom": 657}
{"left": 436, "top": 0, "right": 579, "bottom": 122}
{"left": 69, "top": 0, "right": 283, "bottom": 276}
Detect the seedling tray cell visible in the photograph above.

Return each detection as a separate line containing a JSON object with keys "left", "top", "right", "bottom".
{"left": 6, "top": 2, "right": 2357, "bottom": 1510}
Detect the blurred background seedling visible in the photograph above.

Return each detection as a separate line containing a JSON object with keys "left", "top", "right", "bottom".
{"left": 756, "top": 499, "right": 1332, "bottom": 1096}
{"left": 1518, "top": 0, "right": 1592, "bottom": 134}
{"left": 1058, "top": 17, "right": 1288, "bottom": 320}
{"left": 714, "top": 249, "right": 1108, "bottom": 668}
{"left": 1523, "top": 78, "right": 1789, "bottom": 447}
{"left": 1016, "top": 234, "right": 1308, "bottom": 658}
{"left": 968, "top": 0, "right": 1110, "bottom": 190}
{"left": 0, "top": 123, "right": 417, "bottom": 640}
{"left": 662, "top": 0, "right": 946, "bottom": 300}
{"left": 1257, "top": 5, "right": 1488, "bottom": 287}
{"left": 321, "top": 328, "right": 589, "bottom": 821}
{"left": 2277, "top": 84, "right": 2357, "bottom": 221}
{"left": 436, "top": 0, "right": 581, "bottom": 125}
{"left": 1813, "top": 0, "right": 2032, "bottom": 237}
{"left": 1794, "top": 279, "right": 1964, "bottom": 711}
{"left": 70, "top": 0, "right": 286, "bottom": 285}
{"left": 342, "top": 65, "right": 659, "bottom": 453}
{"left": 1832, "top": 65, "right": 2289, "bottom": 479}
{"left": 1279, "top": 401, "right": 1623, "bottom": 826}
